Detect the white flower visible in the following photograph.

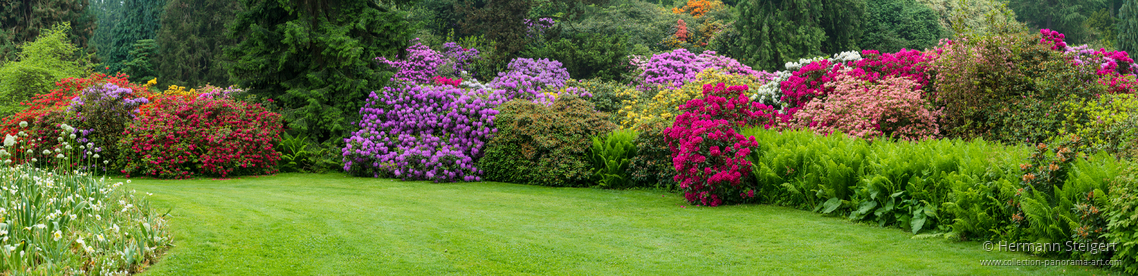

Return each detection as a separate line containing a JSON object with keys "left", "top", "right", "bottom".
{"left": 18, "top": 121, "right": 27, "bottom": 128}
{"left": 30, "top": 158, "right": 37, "bottom": 162}
{"left": 33, "top": 224, "right": 45, "bottom": 229}
{"left": 25, "top": 149, "right": 31, "bottom": 154}
{"left": 93, "top": 154, "right": 100, "bottom": 159}
{"left": 76, "top": 236, "right": 85, "bottom": 245}
{"left": 65, "top": 145, "right": 72, "bottom": 150}
{"left": 103, "top": 160, "right": 108, "bottom": 164}
{"left": 0, "top": 149, "right": 8, "bottom": 157}
{"left": 57, "top": 137, "right": 63, "bottom": 142}
{"left": 86, "top": 143, "right": 94, "bottom": 148}
{"left": 55, "top": 153, "right": 64, "bottom": 159}
{"left": 96, "top": 234, "right": 105, "bottom": 242}
{"left": 17, "top": 131, "right": 25, "bottom": 137}
{"left": 52, "top": 230, "right": 61, "bottom": 241}
{"left": 84, "top": 246, "right": 94, "bottom": 253}
{"left": 95, "top": 214, "right": 101, "bottom": 221}
{"left": 69, "top": 134, "right": 76, "bottom": 139}
{"left": 0, "top": 230, "right": 7, "bottom": 236}
{"left": 69, "top": 214, "right": 76, "bottom": 220}
{"left": 3, "top": 134, "right": 15, "bottom": 147}
{"left": 42, "top": 150, "right": 50, "bottom": 155}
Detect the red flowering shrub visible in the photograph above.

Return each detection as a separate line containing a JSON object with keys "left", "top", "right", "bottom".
{"left": 118, "top": 95, "right": 282, "bottom": 178}
{"left": 666, "top": 83, "right": 776, "bottom": 206}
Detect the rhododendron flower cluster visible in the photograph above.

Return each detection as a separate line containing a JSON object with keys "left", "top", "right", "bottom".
{"left": 1062, "top": 44, "right": 1137, "bottom": 94}
{"left": 793, "top": 72, "right": 941, "bottom": 140}
{"left": 119, "top": 95, "right": 281, "bottom": 178}
{"left": 666, "top": 83, "right": 777, "bottom": 206}
{"left": 440, "top": 42, "right": 480, "bottom": 76}
{"left": 433, "top": 76, "right": 463, "bottom": 87}
{"left": 779, "top": 49, "right": 933, "bottom": 113}
{"left": 376, "top": 39, "right": 447, "bottom": 84}
{"left": 342, "top": 83, "right": 499, "bottom": 182}
{"left": 488, "top": 58, "right": 574, "bottom": 102}
{"left": 752, "top": 52, "right": 862, "bottom": 107}
{"left": 1040, "top": 29, "right": 1068, "bottom": 51}
{"left": 637, "top": 49, "right": 760, "bottom": 91}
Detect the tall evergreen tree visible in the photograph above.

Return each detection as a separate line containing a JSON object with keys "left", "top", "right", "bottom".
{"left": 226, "top": 0, "right": 414, "bottom": 146}
{"left": 861, "top": 0, "right": 946, "bottom": 52}
{"left": 734, "top": 0, "right": 864, "bottom": 70}
{"left": 91, "top": 0, "right": 165, "bottom": 76}
{"left": 0, "top": 0, "right": 96, "bottom": 62}
{"left": 1121, "top": 0, "right": 1138, "bottom": 53}
{"left": 155, "top": 0, "right": 243, "bottom": 87}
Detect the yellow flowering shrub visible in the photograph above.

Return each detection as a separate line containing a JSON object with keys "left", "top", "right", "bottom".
{"left": 619, "top": 69, "right": 764, "bottom": 128}
{"left": 162, "top": 84, "right": 197, "bottom": 98}
{"left": 1057, "top": 93, "right": 1138, "bottom": 158}
{"left": 144, "top": 78, "right": 158, "bottom": 93}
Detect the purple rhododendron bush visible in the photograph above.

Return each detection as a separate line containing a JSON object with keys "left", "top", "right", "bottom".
{"left": 342, "top": 83, "right": 499, "bottom": 182}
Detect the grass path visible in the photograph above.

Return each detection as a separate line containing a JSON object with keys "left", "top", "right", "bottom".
{"left": 125, "top": 173, "right": 1115, "bottom": 275}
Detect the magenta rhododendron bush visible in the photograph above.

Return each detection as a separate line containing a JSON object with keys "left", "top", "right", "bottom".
{"left": 118, "top": 95, "right": 282, "bottom": 178}
{"left": 666, "top": 83, "right": 776, "bottom": 206}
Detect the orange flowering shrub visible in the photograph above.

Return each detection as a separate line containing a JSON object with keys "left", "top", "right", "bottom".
{"left": 671, "top": 0, "right": 724, "bottom": 18}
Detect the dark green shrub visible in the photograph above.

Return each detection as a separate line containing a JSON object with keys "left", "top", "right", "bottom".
{"left": 478, "top": 94, "right": 617, "bottom": 186}
{"left": 588, "top": 128, "right": 638, "bottom": 188}
{"left": 523, "top": 32, "right": 630, "bottom": 82}
{"left": 627, "top": 118, "right": 677, "bottom": 190}
{"left": 566, "top": 79, "right": 641, "bottom": 125}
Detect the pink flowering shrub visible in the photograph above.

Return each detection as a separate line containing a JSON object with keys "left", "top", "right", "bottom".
{"left": 118, "top": 95, "right": 282, "bottom": 178}
{"left": 780, "top": 49, "right": 933, "bottom": 112}
{"left": 433, "top": 76, "right": 462, "bottom": 87}
{"left": 793, "top": 72, "right": 941, "bottom": 140}
{"left": 1063, "top": 41, "right": 1137, "bottom": 94}
{"left": 666, "top": 83, "right": 778, "bottom": 206}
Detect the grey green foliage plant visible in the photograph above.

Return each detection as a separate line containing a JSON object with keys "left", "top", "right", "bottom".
{"left": 588, "top": 128, "right": 638, "bottom": 188}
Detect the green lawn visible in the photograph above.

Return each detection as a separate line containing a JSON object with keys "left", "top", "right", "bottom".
{"left": 124, "top": 173, "right": 1117, "bottom": 275}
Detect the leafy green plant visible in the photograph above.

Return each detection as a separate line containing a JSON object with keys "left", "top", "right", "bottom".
{"left": 628, "top": 118, "right": 677, "bottom": 190}
{"left": 278, "top": 133, "right": 326, "bottom": 173}
{"left": 588, "top": 129, "right": 639, "bottom": 188}
{"left": 1107, "top": 161, "right": 1138, "bottom": 273}
{"left": 741, "top": 127, "right": 1030, "bottom": 234}
{"left": 478, "top": 94, "right": 617, "bottom": 187}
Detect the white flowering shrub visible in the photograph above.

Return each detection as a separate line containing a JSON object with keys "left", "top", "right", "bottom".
{"left": 751, "top": 51, "right": 864, "bottom": 108}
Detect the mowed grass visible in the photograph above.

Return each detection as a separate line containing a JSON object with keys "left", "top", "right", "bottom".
{"left": 124, "top": 173, "right": 1116, "bottom": 275}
